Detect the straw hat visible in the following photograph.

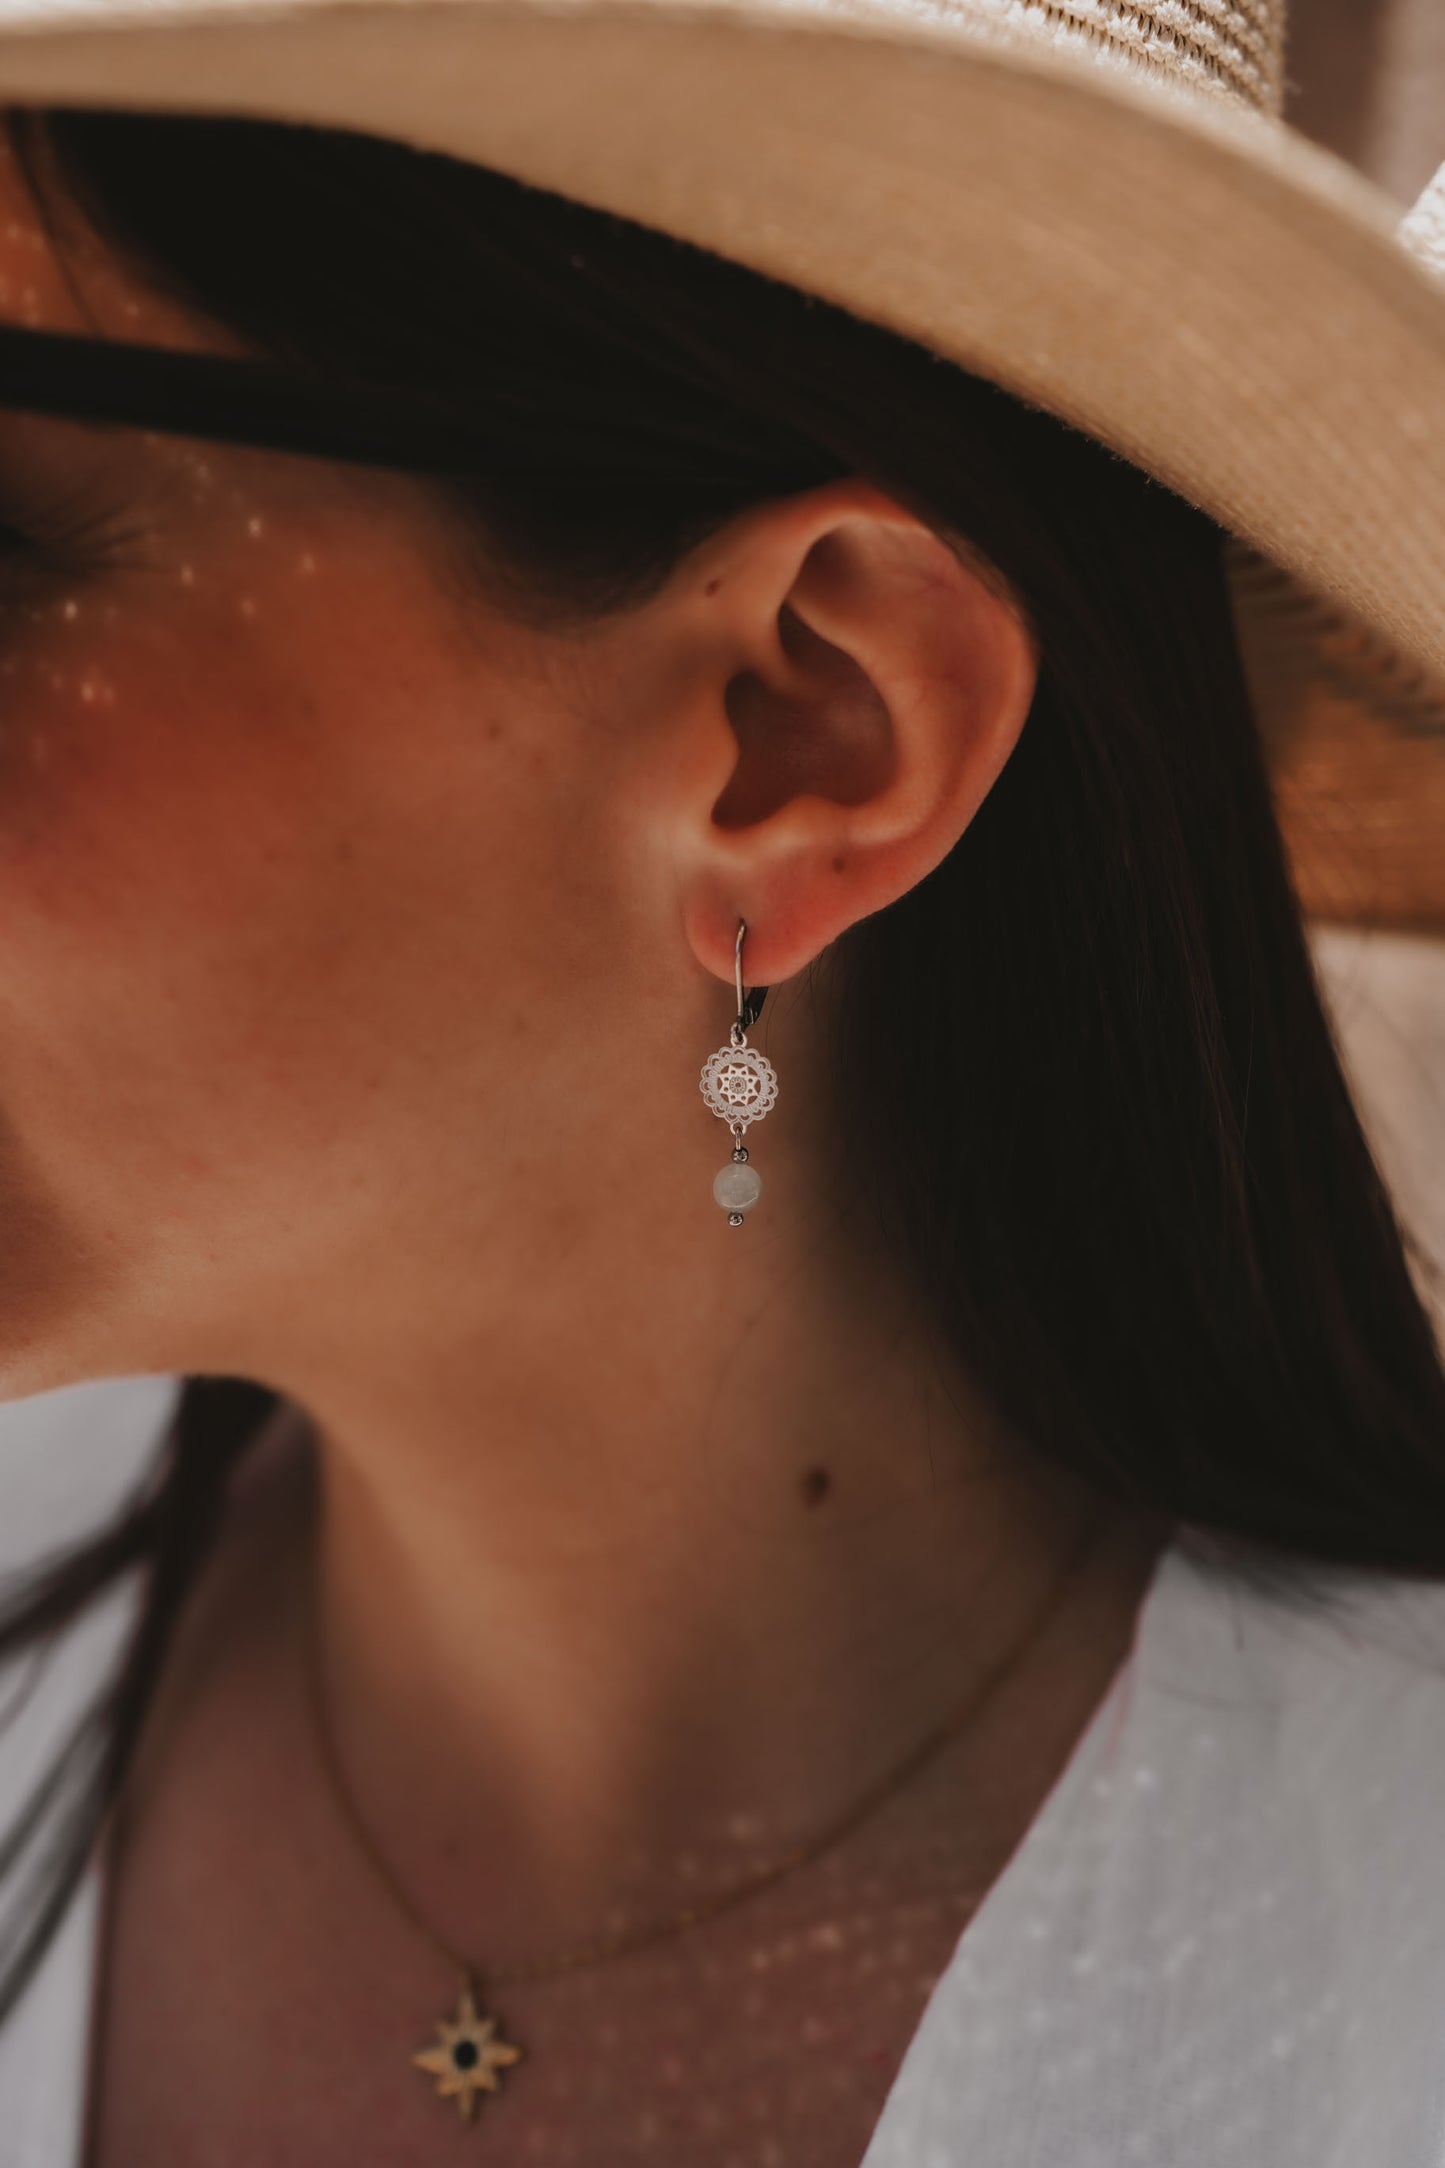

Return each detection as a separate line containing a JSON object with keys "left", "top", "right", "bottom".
{"left": 0, "top": 0, "right": 1441, "bottom": 923}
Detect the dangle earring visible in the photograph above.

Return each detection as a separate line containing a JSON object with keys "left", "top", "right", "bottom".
{"left": 699, "top": 919, "right": 778, "bottom": 1226}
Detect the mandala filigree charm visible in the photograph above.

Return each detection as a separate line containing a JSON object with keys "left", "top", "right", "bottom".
{"left": 700, "top": 1028, "right": 778, "bottom": 1227}
{"left": 699, "top": 1042, "right": 779, "bottom": 1128}
{"left": 412, "top": 1976, "right": 523, "bottom": 2122}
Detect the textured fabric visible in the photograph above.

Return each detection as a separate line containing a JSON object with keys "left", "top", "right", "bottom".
{"left": 955, "top": 0, "right": 1287, "bottom": 113}
{"left": 0, "top": 1379, "right": 169, "bottom": 2168}
{"left": 7, "top": 1390, "right": 1445, "bottom": 2161}
{"left": 1, "top": 1858, "right": 104, "bottom": 2168}
{"left": 862, "top": 1546, "right": 1445, "bottom": 2167}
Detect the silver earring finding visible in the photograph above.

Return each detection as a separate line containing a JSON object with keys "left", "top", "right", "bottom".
{"left": 698, "top": 920, "right": 778, "bottom": 1226}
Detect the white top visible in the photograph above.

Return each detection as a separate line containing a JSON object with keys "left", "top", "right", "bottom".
{"left": 7, "top": 1385, "right": 1445, "bottom": 2164}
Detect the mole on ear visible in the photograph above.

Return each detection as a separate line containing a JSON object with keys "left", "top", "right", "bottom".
{"left": 800, "top": 1467, "right": 832, "bottom": 1506}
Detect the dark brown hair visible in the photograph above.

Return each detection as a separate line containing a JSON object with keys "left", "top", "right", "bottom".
{"left": 1, "top": 107, "right": 1443, "bottom": 2024}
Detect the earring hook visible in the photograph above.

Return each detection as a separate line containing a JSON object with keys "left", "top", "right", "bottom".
{"left": 734, "top": 919, "right": 769, "bottom": 1033}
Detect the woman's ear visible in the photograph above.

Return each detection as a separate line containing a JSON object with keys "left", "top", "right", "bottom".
{"left": 645, "top": 478, "right": 1039, "bottom": 993}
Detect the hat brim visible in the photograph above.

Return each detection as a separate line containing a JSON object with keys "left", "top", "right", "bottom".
{"left": 0, "top": 0, "right": 1442, "bottom": 919}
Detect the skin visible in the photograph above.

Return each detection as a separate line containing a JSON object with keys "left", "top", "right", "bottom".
{"left": 0, "top": 137, "right": 1169, "bottom": 2164}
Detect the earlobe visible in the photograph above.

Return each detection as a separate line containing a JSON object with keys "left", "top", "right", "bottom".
{"left": 683, "top": 482, "right": 1038, "bottom": 993}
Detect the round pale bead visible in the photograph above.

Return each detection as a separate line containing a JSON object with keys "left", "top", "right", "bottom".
{"left": 713, "top": 1162, "right": 763, "bottom": 1214}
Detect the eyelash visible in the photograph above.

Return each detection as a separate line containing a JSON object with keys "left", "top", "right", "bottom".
{"left": 0, "top": 516, "right": 42, "bottom": 557}
{"left": 0, "top": 498, "right": 142, "bottom": 597}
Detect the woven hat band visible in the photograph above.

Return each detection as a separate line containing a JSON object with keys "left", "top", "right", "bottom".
{"left": 876, "top": 0, "right": 1286, "bottom": 114}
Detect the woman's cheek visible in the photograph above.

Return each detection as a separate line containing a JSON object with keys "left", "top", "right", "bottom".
{"left": 0, "top": 645, "right": 263, "bottom": 951}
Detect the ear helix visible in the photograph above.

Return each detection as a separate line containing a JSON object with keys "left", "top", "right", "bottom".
{"left": 699, "top": 919, "right": 778, "bottom": 1225}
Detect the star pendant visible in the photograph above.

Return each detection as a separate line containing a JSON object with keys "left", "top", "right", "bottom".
{"left": 412, "top": 1978, "right": 524, "bottom": 2122}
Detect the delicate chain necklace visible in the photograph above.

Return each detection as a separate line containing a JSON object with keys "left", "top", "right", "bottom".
{"left": 299, "top": 1511, "right": 1101, "bottom": 2126}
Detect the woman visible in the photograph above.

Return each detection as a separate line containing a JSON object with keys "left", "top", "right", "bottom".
{"left": 0, "top": 0, "right": 1442, "bottom": 2159}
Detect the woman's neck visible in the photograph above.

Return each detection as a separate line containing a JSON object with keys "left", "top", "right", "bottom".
{"left": 247, "top": 1220, "right": 1143, "bottom": 1959}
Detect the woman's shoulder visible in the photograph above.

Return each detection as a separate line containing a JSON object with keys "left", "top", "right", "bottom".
{"left": 0, "top": 1381, "right": 178, "bottom": 2168}
{"left": 1124, "top": 1542, "right": 1445, "bottom": 2104}
{"left": 1145, "top": 1532, "right": 1445, "bottom": 1728}
{"left": 0, "top": 1379, "right": 178, "bottom": 1798}
{"left": 1136, "top": 1535, "right": 1445, "bottom": 1857}
{"left": 0, "top": 1377, "right": 179, "bottom": 1581}
{"left": 870, "top": 1539, "right": 1445, "bottom": 2167}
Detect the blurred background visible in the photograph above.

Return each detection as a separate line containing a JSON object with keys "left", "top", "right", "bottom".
{"left": 1288, "top": 0, "right": 1443, "bottom": 201}
{"left": 1277, "top": 0, "right": 1445, "bottom": 1349}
